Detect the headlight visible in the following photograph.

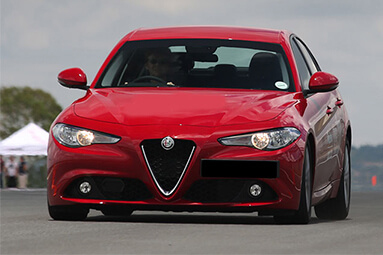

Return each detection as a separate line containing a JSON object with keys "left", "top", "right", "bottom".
{"left": 218, "top": 127, "right": 300, "bottom": 150}
{"left": 52, "top": 123, "right": 120, "bottom": 147}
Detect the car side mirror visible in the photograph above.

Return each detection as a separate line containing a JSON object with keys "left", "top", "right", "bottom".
{"left": 307, "top": 71, "right": 339, "bottom": 93}
{"left": 58, "top": 68, "right": 89, "bottom": 90}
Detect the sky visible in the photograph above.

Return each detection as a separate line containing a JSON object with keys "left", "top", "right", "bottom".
{"left": 1, "top": 0, "right": 382, "bottom": 146}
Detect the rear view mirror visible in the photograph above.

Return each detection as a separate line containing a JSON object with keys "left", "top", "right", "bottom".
{"left": 58, "top": 68, "right": 89, "bottom": 90}
{"left": 308, "top": 71, "right": 339, "bottom": 93}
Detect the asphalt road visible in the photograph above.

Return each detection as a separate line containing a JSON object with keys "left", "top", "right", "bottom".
{"left": 1, "top": 189, "right": 383, "bottom": 254}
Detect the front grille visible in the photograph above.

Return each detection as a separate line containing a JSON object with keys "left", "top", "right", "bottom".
{"left": 141, "top": 138, "right": 195, "bottom": 196}
{"left": 183, "top": 179, "right": 278, "bottom": 203}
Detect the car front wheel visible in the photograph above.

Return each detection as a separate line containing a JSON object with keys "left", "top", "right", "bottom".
{"left": 274, "top": 144, "right": 312, "bottom": 224}
{"left": 314, "top": 141, "right": 351, "bottom": 220}
{"left": 48, "top": 202, "right": 89, "bottom": 221}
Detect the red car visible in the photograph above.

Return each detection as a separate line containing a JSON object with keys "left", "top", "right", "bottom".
{"left": 48, "top": 26, "right": 351, "bottom": 224}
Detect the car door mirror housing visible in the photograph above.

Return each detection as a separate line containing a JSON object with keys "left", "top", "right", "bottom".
{"left": 308, "top": 71, "right": 339, "bottom": 93}
{"left": 58, "top": 68, "right": 89, "bottom": 90}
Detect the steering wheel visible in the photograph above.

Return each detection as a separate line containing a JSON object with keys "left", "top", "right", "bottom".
{"left": 131, "top": 76, "right": 167, "bottom": 85}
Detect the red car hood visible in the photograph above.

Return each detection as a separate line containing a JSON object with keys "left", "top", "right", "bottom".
{"left": 74, "top": 88, "right": 297, "bottom": 126}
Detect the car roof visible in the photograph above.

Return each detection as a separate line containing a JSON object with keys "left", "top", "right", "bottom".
{"left": 121, "top": 26, "right": 291, "bottom": 44}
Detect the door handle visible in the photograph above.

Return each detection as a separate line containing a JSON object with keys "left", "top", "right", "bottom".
{"left": 326, "top": 106, "right": 334, "bottom": 115}
{"left": 335, "top": 98, "right": 344, "bottom": 107}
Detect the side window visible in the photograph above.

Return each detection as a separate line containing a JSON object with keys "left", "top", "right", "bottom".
{"left": 291, "top": 39, "right": 311, "bottom": 90}
{"left": 294, "top": 38, "right": 321, "bottom": 73}
{"left": 100, "top": 53, "right": 126, "bottom": 87}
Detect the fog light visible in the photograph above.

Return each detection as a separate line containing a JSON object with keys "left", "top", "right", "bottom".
{"left": 79, "top": 181, "right": 91, "bottom": 194}
{"left": 249, "top": 184, "right": 262, "bottom": 197}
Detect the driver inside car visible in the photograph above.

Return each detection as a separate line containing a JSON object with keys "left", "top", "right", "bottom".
{"left": 144, "top": 48, "right": 174, "bottom": 82}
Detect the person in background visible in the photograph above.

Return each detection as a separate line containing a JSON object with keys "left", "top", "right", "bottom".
{"left": 18, "top": 156, "right": 28, "bottom": 189}
{"left": 0, "top": 155, "right": 4, "bottom": 188}
{"left": 5, "top": 156, "right": 18, "bottom": 188}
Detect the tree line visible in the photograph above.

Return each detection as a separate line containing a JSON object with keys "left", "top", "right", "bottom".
{"left": 0, "top": 86, "right": 62, "bottom": 138}
{"left": 351, "top": 145, "right": 383, "bottom": 190}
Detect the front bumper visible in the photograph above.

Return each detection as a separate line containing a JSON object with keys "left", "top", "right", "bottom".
{"left": 47, "top": 124, "right": 305, "bottom": 213}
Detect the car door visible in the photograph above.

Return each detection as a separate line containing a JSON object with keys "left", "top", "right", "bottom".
{"left": 291, "top": 37, "right": 344, "bottom": 200}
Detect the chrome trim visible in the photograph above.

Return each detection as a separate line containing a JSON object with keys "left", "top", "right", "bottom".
{"left": 141, "top": 145, "right": 196, "bottom": 197}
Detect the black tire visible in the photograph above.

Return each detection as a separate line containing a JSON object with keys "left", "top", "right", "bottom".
{"left": 314, "top": 141, "right": 351, "bottom": 220}
{"left": 48, "top": 203, "right": 89, "bottom": 221}
{"left": 274, "top": 145, "right": 312, "bottom": 224}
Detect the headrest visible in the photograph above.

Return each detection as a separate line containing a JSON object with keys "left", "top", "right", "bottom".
{"left": 175, "top": 53, "right": 195, "bottom": 71}
{"left": 214, "top": 64, "right": 237, "bottom": 75}
{"left": 249, "top": 52, "right": 282, "bottom": 89}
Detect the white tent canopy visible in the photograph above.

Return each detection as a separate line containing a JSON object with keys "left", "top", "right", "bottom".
{"left": 0, "top": 123, "right": 49, "bottom": 156}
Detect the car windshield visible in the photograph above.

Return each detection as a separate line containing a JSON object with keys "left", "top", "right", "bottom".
{"left": 96, "top": 39, "right": 294, "bottom": 91}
